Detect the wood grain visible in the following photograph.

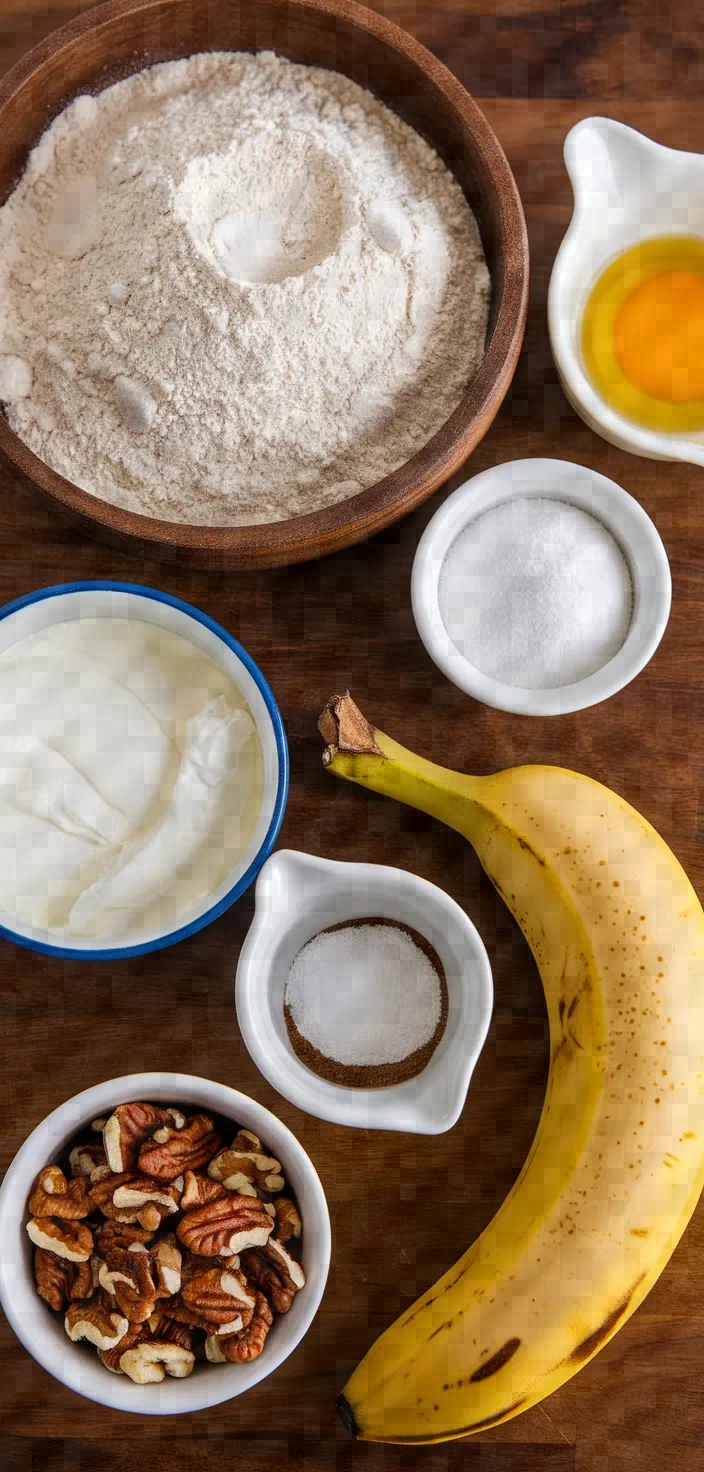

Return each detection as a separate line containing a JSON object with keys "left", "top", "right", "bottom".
{"left": 0, "top": 2, "right": 703, "bottom": 1470}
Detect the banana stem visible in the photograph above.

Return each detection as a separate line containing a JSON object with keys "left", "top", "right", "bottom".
{"left": 318, "top": 693, "right": 481, "bottom": 836}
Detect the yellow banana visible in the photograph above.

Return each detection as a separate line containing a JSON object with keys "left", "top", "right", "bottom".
{"left": 319, "top": 693, "right": 704, "bottom": 1444}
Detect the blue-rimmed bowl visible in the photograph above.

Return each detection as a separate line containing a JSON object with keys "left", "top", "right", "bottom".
{"left": 0, "top": 581, "right": 288, "bottom": 959}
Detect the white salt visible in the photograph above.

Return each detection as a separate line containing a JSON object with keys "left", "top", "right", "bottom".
{"left": 438, "top": 497, "right": 633, "bottom": 690}
{"left": 284, "top": 923, "right": 442, "bottom": 1067}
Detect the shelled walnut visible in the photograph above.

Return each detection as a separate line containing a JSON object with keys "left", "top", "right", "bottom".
{"left": 26, "top": 1099, "right": 306, "bottom": 1386}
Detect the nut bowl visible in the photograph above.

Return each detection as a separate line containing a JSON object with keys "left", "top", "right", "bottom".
{"left": 236, "top": 850, "right": 494, "bottom": 1134}
{"left": 0, "top": 1072, "right": 330, "bottom": 1413}
{"left": 0, "top": 0, "right": 528, "bottom": 569}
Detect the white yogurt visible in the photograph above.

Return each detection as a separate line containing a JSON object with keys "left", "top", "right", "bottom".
{"left": 0, "top": 618, "right": 262, "bottom": 940}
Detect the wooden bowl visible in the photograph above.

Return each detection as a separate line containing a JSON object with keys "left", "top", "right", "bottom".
{"left": 0, "top": 0, "right": 528, "bottom": 570}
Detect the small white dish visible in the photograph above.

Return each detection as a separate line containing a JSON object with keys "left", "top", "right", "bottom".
{"left": 235, "top": 850, "right": 493, "bottom": 1135}
{"left": 549, "top": 116, "right": 704, "bottom": 461}
{"left": 0, "top": 1071, "right": 330, "bottom": 1414}
{"left": 411, "top": 457, "right": 671, "bottom": 716}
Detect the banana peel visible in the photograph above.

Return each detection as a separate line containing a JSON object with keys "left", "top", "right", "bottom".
{"left": 319, "top": 692, "right": 704, "bottom": 1444}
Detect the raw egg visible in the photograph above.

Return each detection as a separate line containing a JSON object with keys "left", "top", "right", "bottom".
{"left": 581, "top": 235, "right": 704, "bottom": 431}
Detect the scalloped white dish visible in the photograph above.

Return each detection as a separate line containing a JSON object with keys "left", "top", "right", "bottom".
{"left": 549, "top": 115, "right": 704, "bottom": 462}
{"left": 236, "top": 850, "right": 494, "bottom": 1135}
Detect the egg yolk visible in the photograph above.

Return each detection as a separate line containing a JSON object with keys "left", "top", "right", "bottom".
{"left": 614, "top": 269, "right": 704, "bottom": 402}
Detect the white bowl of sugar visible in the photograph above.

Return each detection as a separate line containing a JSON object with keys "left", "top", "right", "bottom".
{"left": 411, "top": 458, "right": 671, "bottom": 716}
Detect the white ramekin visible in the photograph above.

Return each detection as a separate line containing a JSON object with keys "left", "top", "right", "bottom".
{"left": 411, "top": 458, "right": 671, "bottom": 716}
{"left": 236, "top": 850, "right": 494, "bottom": 1135}
{"left": 0, "top": 1072, "right": 330, "bottom": 1414}
{"left": 0, "top": 581, "right": 288, "bottom": 959}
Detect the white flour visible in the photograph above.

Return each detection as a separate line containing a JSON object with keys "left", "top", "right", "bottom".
{"left": 0, "top": 52, "right": 490, "bottom": 526}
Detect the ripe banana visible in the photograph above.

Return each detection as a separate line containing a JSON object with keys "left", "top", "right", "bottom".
{"left": 319, "top": 692, "right": 704, "bottom": 1444}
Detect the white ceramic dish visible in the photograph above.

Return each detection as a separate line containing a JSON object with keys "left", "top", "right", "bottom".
{"left": 236, "top": 849, "right": 494, "bottom": 1135}
{"left": 411, "top": 457, "right": 671, "bottom": 717}
{"left": 549, "top": 116, "right": 704, "bottom": 461}
{"left": 0, "top": 581, "right": 288, "bottom": 960}
{"left": 0, "top": 1071, "right": 330, "bottom": 1414}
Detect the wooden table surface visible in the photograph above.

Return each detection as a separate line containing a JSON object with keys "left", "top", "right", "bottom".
{"left": 1, "top": 2, "right": 704, "bottom": 1470}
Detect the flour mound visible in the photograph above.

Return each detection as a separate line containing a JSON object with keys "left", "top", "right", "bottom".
{"left": 0, "top": 52, "right": 491, "bottom": 526}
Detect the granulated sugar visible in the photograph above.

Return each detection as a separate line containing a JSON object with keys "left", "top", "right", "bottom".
{"left": 438, "top": 497, "right": 633, "bottom": 689}
{"left": 0, "top": 52, "right": 490, "bottom": 526}
{"left": 284, "top": 920, "right": 444, "bottom": 1069}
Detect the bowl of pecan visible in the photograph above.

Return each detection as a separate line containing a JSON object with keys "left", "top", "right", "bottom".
{"left": 0, "top": 1073, "right": 330, "bottom": 1412}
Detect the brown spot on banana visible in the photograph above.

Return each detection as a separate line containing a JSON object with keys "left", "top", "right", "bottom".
{"left": 516, "top": 836, "right": 546, "bottom": 866}
{"left": 427, "top": 1316, "right": 454, "bottom": 1340}
{"left": 400, "top": 1400, "right": 529, "bottom": 1439}
{"left": 566, "top": 1277, "right": 645, "bottom": 1365}
{"left": 482, "top": 870, "right": 506, "bottom": 900}
{"left": 551, "top": 1030, "right": 583, "bottom": 1067}
{"left": 469, "top": 1337, "right": 521, "bottom": 1382}
{"left": 338, "top": 1399, "right": 529, "bottom": 1442}
{"left": 457, "top": 1400, "right": 528, "bottom": 1433}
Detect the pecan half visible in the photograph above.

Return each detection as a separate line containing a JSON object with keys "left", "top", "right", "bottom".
{"left": 65, "top": 1299, "right": 129, "bottom": 1350}
{"left": 274, "top": 1198, "right": 302, "bottom": 1244}
{"left": 89, "top": 1171, "right": 138, "bottom": 1219}
{"left": 153, "top": 1235, "right": 182, "bottom": 1298}
{"left": 98, "top": 1244, "right": 159, "bottom": 1323}
{"left": 119, "top": 1340, "right": 195, "bottom": 1383}
{"left": 136, "top": 1203, "right": 163, "bottom": 1232}
{"left": 89, "top": 1164, "right": 114, "bottom": 1185}
{"left": 89, "top": 1171, "right": 179, "bottom": 1227}
{"left": 208, "top": 1143, "right": 284, "bottom": 1194}
{"left": 103, "top": 1103, "right": 174, "bottom": 1174}
{"left": 233, "top": 1130, "right": 261, "bottom": 1152}
{"left": 147, "top": 1311, "right": 192, "bottom": 1351}
{"left": 240, "top": 1238, "right": 305, "bottom": 1314}
{"left": 180, "top": 1171, "right": 226, "bottom": 1211}
{"left": 180, "top": 1248, "right": 221, "bottom": 1282}
{"left": 34, "top": 1248, "right": 93, "bottom": 1311}
{"left": 27, "top": 1217, "right": 93, "bottom": 1262}
{"left": 177, "top": 1194, "right": 274, "bottom": 1258}
{"left": 206, "top": 1289, "right": 273, "bottom": 1364}
{"left": 138, "top": 1114, "right": 221, "bottom": 1183}
{"left": 158, "top": 1294, "right": 227, "bottom": 1333}
{"left": 97, "top": 1313, "right": 195, "bottom": 1381}
{"left": 178, "top": 1267, "right": 256, "bottom": 1332}
{"left": 98, "top": 1321, "right": 147, "bottom": 1374}
{"left": 112, "top": 1176, "right": 181, "bottom": 1216}
{"left": 69, "top": 1141, "right": 107, "bottom": 1179}
{"left": 95, "top": 1220, "right": 155, "bottom": 1254}
{"left": 29, "top": 1167, "right": 92, "bottom": 1220}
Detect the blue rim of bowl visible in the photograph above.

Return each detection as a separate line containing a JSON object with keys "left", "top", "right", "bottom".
{"left": 0, "top": 580, "right": 289, "bottom": 961}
